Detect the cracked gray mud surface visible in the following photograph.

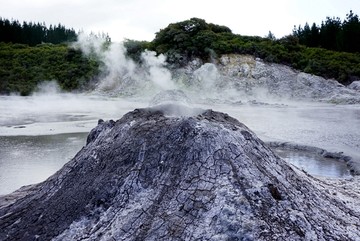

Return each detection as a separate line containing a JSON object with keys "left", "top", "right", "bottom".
{"left": 0, "top": 107, "right": 360, "bottom": 240}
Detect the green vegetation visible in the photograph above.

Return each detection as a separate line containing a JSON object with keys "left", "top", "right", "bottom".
{"left": 149, "top": 17, "right": 360, "bottom": 85}
{"left": 293, "top": 11, "right": 360, "bottom": 53}
{"left": 123, "top": 39, "right": 153, "bottom": 62}
{"left": 151, "top": 18, "right": 232, "bottom": 63}
{"left": 0, "top": 18, "right": 100, "bottom": 95}
{"left": 0, "top": 18, "right": 77, "bottom": 46}
{"left": 1, "top": 14, "right": 360, "bottom": 95}
{"left": 0, "top": 43, "right": 99, "bottom": 95}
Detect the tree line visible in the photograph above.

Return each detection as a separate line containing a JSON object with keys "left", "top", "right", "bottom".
{"left": 145, "top": 17, "right": 360, "bottom": 85}
{"left": 0, "top": 17, "right": 77, "bottom": 46}
{"left": 293, "top": 10, "right": 360, "bottom": 53}
{"left": 1, "top": 14, "right": 360, "bottom": 95}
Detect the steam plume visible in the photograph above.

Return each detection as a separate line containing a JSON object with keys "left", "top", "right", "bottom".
{"left": 74, "top": 34, "right": 176, "bottom": 96}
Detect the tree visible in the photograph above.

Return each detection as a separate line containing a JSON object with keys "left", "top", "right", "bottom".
{"left": 309, "top": 23, "right": 320, "bottom": 47}
{"left": 342, "top": 10, "right": 360, "bottom": 52}
{"left": 123, "top": 39, "right": 151, "bottom": 62}
{"left": 292, "top": 11, "right": 360, "bottom": 53}
{"left": 266, "top": 31, "right": 276, "bottom": 41}
{"left": 319, "top": 17, "right": 342, "bottom": 50}
{"left": 0, "top": 17, "right": 78, "bottom": 45}
{"left": 152, "top": 18, "right": 233, "bottom": 63}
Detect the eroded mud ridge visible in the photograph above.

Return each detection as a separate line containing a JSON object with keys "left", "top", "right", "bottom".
{"left": 1, "top": 107, "right": 360, "bottom": 240}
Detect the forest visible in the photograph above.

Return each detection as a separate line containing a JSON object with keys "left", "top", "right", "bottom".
{"left": 0, "top": 18, "right": 77, "bottom": 45}
{"left": 138, "top": 13, "right": 360, "bottom": 85}
{"left": 0, "top": 12, "right": 360, "bottom": 95}
{"left": 293, "top": 10, "right": 360, "bottom": 53}
{"left": 0, "top": 43, "right": 99, "bottom": 95}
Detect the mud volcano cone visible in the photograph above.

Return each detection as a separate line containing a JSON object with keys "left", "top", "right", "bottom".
{"left": 1, "top": 107, "right": 360, "bottom": 240}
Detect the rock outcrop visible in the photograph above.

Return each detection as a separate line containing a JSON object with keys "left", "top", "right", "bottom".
{"left": 89, "top": 51, "right": 360, "bottom": 104}
{"left": 349, "top": 80, "right": 360, "bottom": 91}
{"left": 173, "top": 54, "right": 360, "bottom": 104}
{"left": 217, "top": 55, "right": 360, "bottom": 104}
{"left": 1, "top": 106, "right": 360, "bottom": 240}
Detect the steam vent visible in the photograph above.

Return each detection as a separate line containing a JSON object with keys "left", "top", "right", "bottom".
{"left": 1, "top": 106, "right": 360, "bottom": 240}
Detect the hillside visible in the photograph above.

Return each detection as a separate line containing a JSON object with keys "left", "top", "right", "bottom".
{"left": 0, "top": 43, "right": 99, "bottom": 95}
{"left": 0, "top": 17, "right": 360, "bottom": 95}
{"left": 148, "top": 18, "right": 360, "bottom": 85}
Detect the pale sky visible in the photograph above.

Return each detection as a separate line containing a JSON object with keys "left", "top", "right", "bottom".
{"left": 1, "top": 0, "right": 359, "bottom": 42}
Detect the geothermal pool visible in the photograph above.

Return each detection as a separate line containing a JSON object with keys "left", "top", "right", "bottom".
{"left": 0, "top": 94, "right": 359, "bottom": 195}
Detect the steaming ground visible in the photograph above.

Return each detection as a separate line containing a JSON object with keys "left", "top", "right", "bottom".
{"left": 0, "top": 38, "right": 360, "bottom": 194}
{"left": 0, "top": 94, "right": 144, "bottom": 136}
{"left": 74, "top": 35, "right": 360, "bottom": 104}
{"left": 0, "top": 91, "right": 359, "bottom": 194}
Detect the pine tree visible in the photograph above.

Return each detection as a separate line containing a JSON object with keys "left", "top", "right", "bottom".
{"left": 0, "top": 17, "right": 78, "bottom": 45}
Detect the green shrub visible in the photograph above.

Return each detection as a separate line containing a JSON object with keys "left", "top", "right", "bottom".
{"left": 0, "top": 43, "right": 99, "bottom": 94}
{"left": 151, "top": 18, "right": 360, "bottom": 85}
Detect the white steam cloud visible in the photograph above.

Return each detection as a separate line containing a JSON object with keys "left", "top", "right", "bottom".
{"left": 193, "top": 63, "right": 219, "bottom": 91}
{"left": 74, "top": 33, "right": 330, "bottom": 105}
{"left": 72, "top": 33, "right": 251, "bottom": 103}
{"left": 74, "top": 34, "right": 176, "bottom": 96}
{"left": 33, "top": 80, "right": 62, "bottom": 96}
{"left": 140, "top": 51, "right": 175, "bottom": 90}
{"left": 74, "top": 34, "right": 136, "bottom": 93}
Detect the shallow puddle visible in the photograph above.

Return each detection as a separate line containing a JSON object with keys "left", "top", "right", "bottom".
{"left": 273, "top": 147, "right": 352, "bottom": 178}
